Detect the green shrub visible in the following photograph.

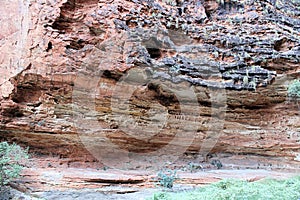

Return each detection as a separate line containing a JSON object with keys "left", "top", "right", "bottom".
{"left": 153, "top": 192, "right": 171, "bottom": 200}
{"left": 288, "top": 79, "right": 300, "bottom": 99}
{"left": 0, "top": 142, "right": 29, "bottom": 189}
{"left": 149, "top": 176, "right": 300, "bottom": 200}
{"left": 157, "top": 169, "right": 177, "bottom": 189}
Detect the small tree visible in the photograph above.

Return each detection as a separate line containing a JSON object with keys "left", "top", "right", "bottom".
{"left": 0, "top": 142, "right": 29, "bottom": 192}
{"left": 288, "top": 80, "right": 300, "bottom": 97}
{"left": 288, "top": 80, "right": 300, "bottom": 106}
{"left": 157, "top": 169, "right": 177, "bottom": 189}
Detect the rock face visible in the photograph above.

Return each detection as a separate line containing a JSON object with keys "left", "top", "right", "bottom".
{"left": 0, "top": 0, "right": 299, "bottom": 169}
{"left": 17, "top": 167, "right": 298, "bottom": 199}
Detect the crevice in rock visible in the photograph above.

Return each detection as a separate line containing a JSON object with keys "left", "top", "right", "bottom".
{"left": 273, "top": 37, "right": 289, "bottom": 52}
{"left": 46, "top": 42, "right": 53, "bottom": 52}
{"left": 10, "top": 74, "right": 43, "bottom": 104}
{"left": 146, "top": 47, "right": 162, "bottom": 59}
{"left": 147, "top": 82, "right": 180, "bottom": 106}
{"left": 84, "top": 179, "right": 144, "bottom": 184}
{"left": 11, "top": 86, "right": 42, "bottom": 104}
{"left": 66, "top": 39, "right": 85, "bottom": 50}
{"left": 102, "top": 70, "right": 123, "bottom": 81}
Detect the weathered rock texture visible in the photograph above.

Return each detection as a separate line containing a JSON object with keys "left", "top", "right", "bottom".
{"left": 0, "top": 0, "right": 299, "bottom": 169}
{"left": 17, "top": 167, "right": 298, "bottom": 198}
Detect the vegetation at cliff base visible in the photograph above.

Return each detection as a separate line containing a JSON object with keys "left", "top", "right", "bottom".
{"left": 0, "top": 142, "right": 29, "bottom": 194}
{"left": 288, "top": 79, "right": 300, "bottom": 99}
{"left": 156, "top": 169, "right": 177, "bottom": 189}
{"left": 149, "top": 176, "right": 300, "bottom": 200}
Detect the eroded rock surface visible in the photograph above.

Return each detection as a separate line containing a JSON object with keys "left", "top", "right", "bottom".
{"left": 14, "top": 166, "right": 299, "bottom": 199}
{"left": 0, "top": 0, "right": 299, "bottom": 173}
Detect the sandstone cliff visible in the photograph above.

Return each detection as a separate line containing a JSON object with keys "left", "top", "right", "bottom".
{"left": 0, "top": 0, "right": 299, "bottom": 170}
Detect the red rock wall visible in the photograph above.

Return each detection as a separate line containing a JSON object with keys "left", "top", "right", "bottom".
{"left": 0, "top": 0, "right": 299, "bottom": 169}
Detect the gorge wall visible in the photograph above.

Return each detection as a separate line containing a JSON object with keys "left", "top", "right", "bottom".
{"left": 0, "top": 0, "right": 299, "bottom": 169}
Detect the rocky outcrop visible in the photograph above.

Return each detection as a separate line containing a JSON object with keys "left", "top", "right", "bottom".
{"left": 0, "top": 0, "right": 299, "bottom": 170}
{"left": 14, "top": 167, "right": 299, "bottom": 199}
